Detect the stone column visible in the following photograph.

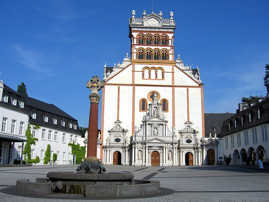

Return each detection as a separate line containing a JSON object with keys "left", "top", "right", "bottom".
{"left": 86, "top": 76, "right": 104, "bottom": 158}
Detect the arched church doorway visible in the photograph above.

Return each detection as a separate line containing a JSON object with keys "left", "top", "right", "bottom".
{"left": 113, "top": 151, "right": 121, "bottom": 165}
{"left": 185, "top": 152, "right": 193, "bottom": 166}
{"left": 151, "top": 151, "right": 160, "bottom": 166}
{"left": 207, "top": 149, "right": 215, "bottom": 165}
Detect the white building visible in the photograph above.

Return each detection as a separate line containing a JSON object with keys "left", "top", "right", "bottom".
{"left": 101, "top": 10, "right": 206, "bottom": 166}
{"left": 0, "top": 80, "right": 85, "bottom": 165}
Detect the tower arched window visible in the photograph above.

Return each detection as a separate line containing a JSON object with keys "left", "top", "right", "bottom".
{"left": 139, "top": 98, "right": 148, "bottom": 112}
{"left": 154, "top": 34, "right": 160, "bottom": 45}
{"left": 161, "top": 35, "right": 169, "bottom": 45}
{"left": 161, "top": 49, "right": 169, "bottom": 60}
{"left": 146, "top": 34, "right": 152, "bottom": 45}
{"left": 137, "top": 48, "right": 145, "bottom": 60}
{"left": 154, "top": 49, "right": 160, "bottom": 60}
{"left": 161, "top": 99, "right": 168, "bottom": 112}
{"left": 137, "top": 34, "right": 144, "bottom": 44}
{"left": 146, "top": 48, "right": 153, "bottom": 60}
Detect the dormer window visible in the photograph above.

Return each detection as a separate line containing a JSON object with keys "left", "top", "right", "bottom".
{"left": 3, "top": 96, "right": 8, "bottom": 103}
{"left": 31, "top": 113, "right": 36, "bottom": 119}
{"left": 19, "top": 101, "right": 24, "bottom": 108}
{"left": 12, "top": 98, "right": 17, "bottom": 106}
{"left": 53, "top": 118, "right": 57, "bottom": 125}
{"left": 234, "top": 119, "right": 237, "bottom": 128}
{"left": 69, "top": 123, "right": 72, "bottom": 129}
{"left": 44, "top": 116, "right": 48, "bottom": 122}
{"left": 61, "top": 120, "right": 66, "bottom": 127}
{"left": 241, "top": 116, "right": 244, "bottom": 127}
{"left": 74, "top": 125, "right": 77, "bottom": 130}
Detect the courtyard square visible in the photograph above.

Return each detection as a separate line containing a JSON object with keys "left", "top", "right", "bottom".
{"left": 0, "top": 165, "right": 269, "bottom": 201}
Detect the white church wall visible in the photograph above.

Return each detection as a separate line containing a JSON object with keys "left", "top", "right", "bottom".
{"left": 174, "top": 88, "right": 188, "bottom": 130}
{"left": 188, "top": 88, "right": 203, "bottom": 138}
{"left": 174, "top": 67, "right": 199, "bottom": 86}
{"left": 119, "top": 86, "right": 133, "bottom": 137}
{"left": 106, "top": 65, "right": 132, "bottom": 84}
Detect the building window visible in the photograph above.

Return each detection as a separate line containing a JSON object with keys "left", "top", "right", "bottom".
{"left": 225, "top": 137, "right": 228, "bottom": 149}
{"left": 31, "top": 113, "right": 36, "bottom": 119}
{"left": 252, "top": 128, "right": 257, "bottom": 144}
{"left": 41, "top": 149, "right": 44, "bottom": 159}
{"left": 54, "top": 132, "right": 57, "bottom": 141}
{"left": 44, "top": 116, "right": 48, "bottom": 123}
{"left": 70, "top": 135, "right": 73, "bottom": 143}
{"left": 3, "top": 96, "right": 8, "bottom": 103}
{"left": 11, "top": 119, "right": 16, "bottom": 134}
{"left": 74, "top": 125, "right": 77, "bottom": 130}
{"left": 139, "top": 98, "right": 148, "bottom": 112}
{"left": 146, "top": 34, "right": 152, "bottom": 45}
{"left": 241, "top": 116, "right": 244, "bottom": 127}
{"left": 234, "top": 119, "right": 237, "bottom": 128}
{"left": 161, "top": 99, "right": 168, "bottom": 112}
{"left": 61, "top": 120, "right": 66, "bottom": 127}
{"left": 231, "top": 135, "right": 234, "bottom": 148}
{"left": 12, "top": 98, "right": 17, "bottom": 106}
{"left": 69, "top": 123, "right": 72, "bottom": 129}
{"left": 244, "top": 131, "right": 248, "bottom": 145}
{"left": 32, "top": 129, "right": 36, "bottom": 137}
{"left": 161, "top": 35, "right": 169, "bottom": 45}
{"left": 19, "top": 101, "right": 24, "bottom": 108}
{"left": 261, "top": 125, "right": 268, "bottom": 142}
{"left": 146, "top": 48, "right": 153, "bottom": 60}
{"left": 19, "top": 121, "right": 24, "bottom": 135}
{"left": 53, "top": 118, "right": 57, "bottom": 125}
{"left": 62, "top": 133, "right": 65, "bottom": 143}
{"left": 63, "top": 152, "right": 65, "bottom": 161}
{"left": 154, "top": 49, "right": 160, "bottom": 60}
{"left": 137, "top": 48, "right": 144, "bottom": 60}
{"left": 137, "top": 34, "right": 144, "bottom": 44}
{"left": 42, "top": 129, "right": 46, "bottom": 139}
{"left": 1, "top": 117, "right": 8, "bottom": 132}
{"left": 154, "top": 34, "right": 160, "bottom": 45}
{"left": 74, "top": 136, "right": 77, "bottom": 144}
{"left": 237, "top": 133, "right": 241, "bottom": 147}
{"left": 161, "top": 49, "right": 168, "bottom": 60}
{"left": 48, "top": 130, "right": 52, "bottom": 140}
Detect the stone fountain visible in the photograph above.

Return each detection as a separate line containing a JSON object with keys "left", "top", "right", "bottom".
{"left": 15, "top": 76, "right": 161, "bottom": 199}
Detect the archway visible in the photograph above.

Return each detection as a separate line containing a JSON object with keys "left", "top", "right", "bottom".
{"left": 248, "top": 147, "right": 256, "bottom": 166}
{"left": 207, "top": 149, "right": 215, "bottom": 165}
{"left": 185, "top": 152, "right": 193, "bottom": 166}
{"left": 240, "top": 149, "right": 247, "bottom": 165}
{"left": 151, "top": 151, "right": 160, "bottom": 166}
{"left": 232, "top": 150, "right": 240, "bottom": 165}
{"left": 256, "top": 145, "right": 266, "bottom": 161}
{"left": 113, "top": 151, "right": 121, "bottom": 165}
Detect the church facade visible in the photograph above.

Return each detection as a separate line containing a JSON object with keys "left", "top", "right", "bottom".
{"left": 101, "top": 10, "right": 205, "bottom": 166}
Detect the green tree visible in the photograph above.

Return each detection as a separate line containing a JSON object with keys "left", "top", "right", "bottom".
{"left": 68, "top": 143, "right": 86, "bottom": 164}
{"left": 44, "top": 144, "right": 51, "bottom": 164}
{"left": 23, "top": 125, "right": 39, "bottom": 163}
{"left": 53, "top": 153, "right": 57, "bottom": 163}
{"left": 17, "top": 82, "right": 28, "bottom": 97}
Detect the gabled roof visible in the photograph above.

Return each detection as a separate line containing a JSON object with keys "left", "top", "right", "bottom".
{"left": 25, "top": 97, "right": 76, "bottom": 120}
{"left": 205, "top": 113, "right": 234, "bottom": 137}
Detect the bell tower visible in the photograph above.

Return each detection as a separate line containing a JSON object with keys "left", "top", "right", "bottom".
{"left": 129, "top": 10, "right": 176, "bottom": 63}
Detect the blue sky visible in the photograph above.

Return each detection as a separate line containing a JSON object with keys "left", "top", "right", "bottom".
{"left": 0, "top": 0, "right": 268, "bottom": 127}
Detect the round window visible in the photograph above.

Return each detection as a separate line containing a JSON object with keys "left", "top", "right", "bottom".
{"left": 115, "top": 138, "right": 121, "bottom": 143}
{"left": 186, "top": 139, "right": 192, "bottom": 144}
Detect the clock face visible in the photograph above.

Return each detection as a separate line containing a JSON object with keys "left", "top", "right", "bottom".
{"left": 186, "top": 139, "right": 192, "bottom": 144}
{"left": 115, "top": 138, "right": 121, "bottom": 143}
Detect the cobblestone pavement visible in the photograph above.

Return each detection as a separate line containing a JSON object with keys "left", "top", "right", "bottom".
{"left": 1, "top": 165, "right": 269, "bottom": 202}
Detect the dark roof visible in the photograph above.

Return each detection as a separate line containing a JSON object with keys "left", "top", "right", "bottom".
{"left": 205, "top": 113, "right": 234, "bottom": 137}
{"left": 25, "top": 97, "right": 76, "bottom": 120}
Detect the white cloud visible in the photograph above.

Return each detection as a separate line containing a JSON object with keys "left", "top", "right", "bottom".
{"left": 14, "top": 45, "right": 53, "bottom": 76}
